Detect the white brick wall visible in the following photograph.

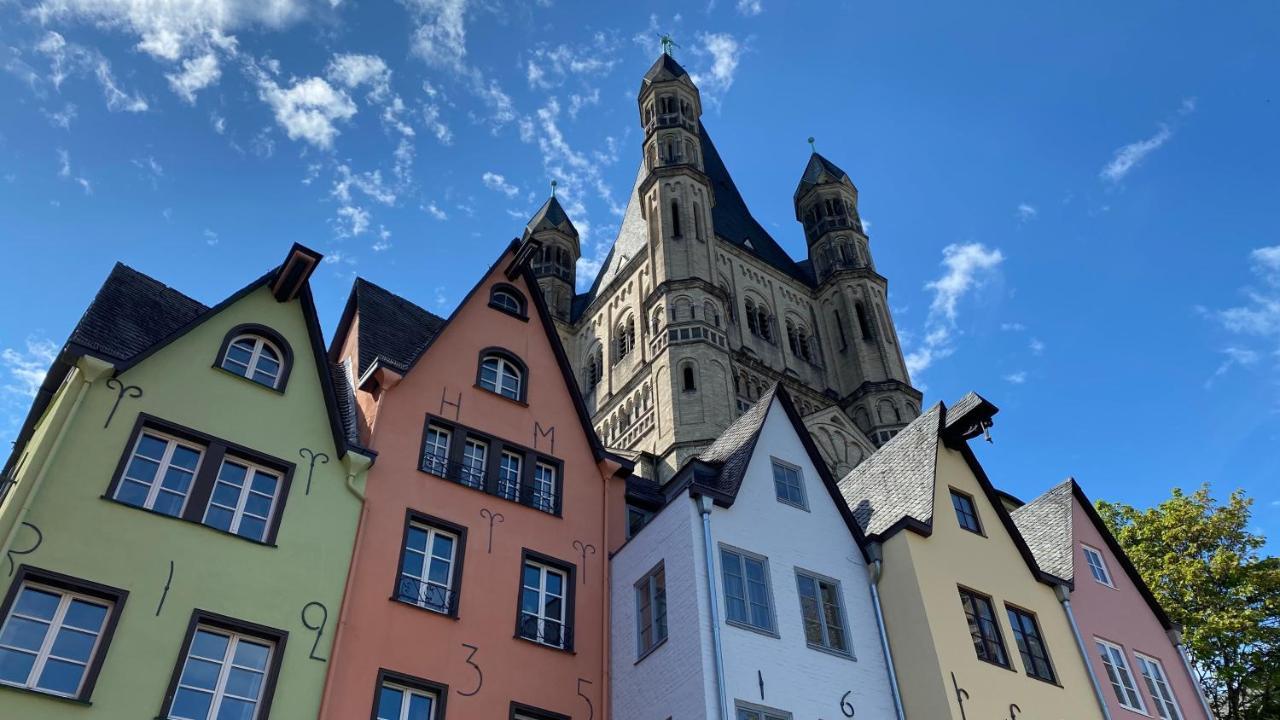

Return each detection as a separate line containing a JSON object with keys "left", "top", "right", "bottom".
{"left": 610, "top": 397, "right": 899, "bottom": 720}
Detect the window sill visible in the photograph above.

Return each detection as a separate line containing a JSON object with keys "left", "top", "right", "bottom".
{"left": 805, "top": 642, "right": 857, "bottom": 662}
{"left": 1024, "top": 672, "right": 1062, "bottom": 688}
{"left": 211, "top": 364, "right": 285, "bottom": 394}
{"left": 101, "top": 496, "right": 278, "bottom": 548}
{"left": 488, "top": 301, "right": 529, "bottom": 323}
{"left": 776, "top": 498, "right": 810, "bottom": 513}
{"left": 974, "top": 655, "right": 1017, "bottom": 672}
{"left": 634, "top": 636, "right": 668, "bottom": 665}
{"left": 0, "top": 682, "right": 92, "bottom": 706}
{"left": 513, "top": 634, "right": 575, "bottom": 655}
{"left": 472, "top": 384, "right": 529, "bottom": 407}
{"left": 389, "top": 595, "right": 460, "bottom": 620}
{"left": 725, "top": 619, "right": 780, "bottom": 639}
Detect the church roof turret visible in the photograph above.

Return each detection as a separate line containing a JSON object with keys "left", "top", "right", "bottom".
{"left": 642, "top": 52, "right": 690, "bottom": 85}
{"left": 794, "top": 151, "right": 856, "bottom": 203}
{"left": 524, "top": 195, "right": 578, "bottom": 238}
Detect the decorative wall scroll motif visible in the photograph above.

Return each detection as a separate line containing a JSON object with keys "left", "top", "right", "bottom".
{"left": 440, "top": 388, "right": 462, "bottom": 421}
{"left": 5, "top": 521, "right": 42, "bottom": 576}
{"left": 458, "top": 644, "right": 482, "bottom": 696}
{"left": 576, "top": 678, "right": 594, "bottom": 720}
{"left": 300, "top": 601, "right": 329, "bottom": 662}
{"left": 757, "top": 670, "right": 765, "bottom": 700}
{"left": 1007, "top": 704, "right": 1022, "bottom": 720}
{"left": 103, "top": 378, "right": 143, "bottom": 429}
{"left": 479, "top": 508, "right": 504, "bottom": 554}
{"left": 572, "top": 540, "right": 596, "bottom": 584}
{"left": 839, "top": 690, "right": 856, "bottom": 717}
{"left": 298, "top": 448, "right": 330, "bottom": 495}
{"left": 533, "top": 421, "right": 555, "bottom": 454}
{"left": 155, "top": 560, "right": 175, "bottom": 616}
{"left": 950, "top": 672, "right": 970, "bottom": 720}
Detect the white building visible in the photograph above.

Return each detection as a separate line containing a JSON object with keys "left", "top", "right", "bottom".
{"left": 612, "top": 384, "right": 903, "bottom": 720}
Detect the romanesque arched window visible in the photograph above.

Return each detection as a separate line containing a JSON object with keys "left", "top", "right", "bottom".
{"left": 681, "top": 364, "right": 697, "bottom": 393}
{"left": 651, "top": 306, "right": 664, "bottom": 335}
{"left": 670, "top": 199, "right": 682, "bottom": 238}
{"left": 704, "top": 301, "right": 720, "bottom": 328}
{"left": 745, "top": 298, "right": 760, "bottom": 336}
{"left": 856, "top": 302, "right": 874, "bottom": 340}
{"left": 585, "top": 344, "right": 603, "bottom": 390}
{"left": 614, "top": 316, "right": 636, "bottom": 363}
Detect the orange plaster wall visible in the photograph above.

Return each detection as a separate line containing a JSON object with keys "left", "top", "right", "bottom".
{"left": 321, "top": 250, "right": 625, "bottom": 720}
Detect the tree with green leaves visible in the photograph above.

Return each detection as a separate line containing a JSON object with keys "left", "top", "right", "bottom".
{"left": 1097, "top": 485, "right": 1280, "bottom": 720}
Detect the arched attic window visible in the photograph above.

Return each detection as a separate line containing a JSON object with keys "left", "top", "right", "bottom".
{"left": 478, "top": 349, "right": 526, "bottom": 402}
{"left": 489, "top": 283, "right": 527, "bottom": 318}
{"left": 216, "top": 325, "right": 292, "bottom": 391}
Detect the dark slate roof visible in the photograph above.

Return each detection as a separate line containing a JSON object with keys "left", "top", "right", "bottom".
{"left": 68, "top": 263, "right": 209, "bottom": 363}
{"left": 838, "top": 403, "right": 944, "bottom": 537}
{"left": 351, "top": 278, "right": 446, "bottom": 376}
{"left": 641, "top": 53, "right": 689, "bottom": 86}
{"left": 694, "top": 383, "right": 779, "bottom": 497}
{"left": 525, "top": 196, "right": 578, "bottom": 238}
{"left": 330, "top": 360, "right": 360, "bottom": 446}
{"left": 625, "top": 475, "right": 665, "bottom": 509}
{"left": 1010, "top": 480, "right": 1076, "bottom": 582}
{"left": 573, "top": 125, "right": 811, "bottom": 319}
{"left": 793, "top": 152, "right": 853, "bottom": 201}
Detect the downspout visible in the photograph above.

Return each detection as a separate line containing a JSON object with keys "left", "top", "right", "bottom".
{"left": 865, "top": 543, "right": 906, "bottom": 720}
{"left": 698, "top": 494, "right": 729, "bottom": 720}
{"left": 0, "top": 356, "right": 112, "bottom": 563}
{"left": 600, "top": 467, "right": 612, "bottom": 720}
{"left": 1169, "top": 628, "right": 1216, "bottom": 719}
{"left": 319, "top": 451, "right": 372, "bottom": 717}
{"left": 1056, "top": 585, "right": 1113, "bottom": 720}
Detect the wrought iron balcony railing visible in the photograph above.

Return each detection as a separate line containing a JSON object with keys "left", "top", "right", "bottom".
{"left": 517, "top": 613, "right": 572, "bottom": 650}
{"left": 396, "top": 577, "right": 458, "bottom": 615}
{"left": 421, "top": 453, "right": 558, "bottom": 515}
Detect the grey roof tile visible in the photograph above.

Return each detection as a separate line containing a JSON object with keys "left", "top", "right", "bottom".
{"left": 695, "top": 384, "right": 779, "bottom": 496}
{"left": 837, "top": 403, "right": 944, "bottom": 537}
{"left": 1010, "top": 480, "right": 1076, "bottom": 582}
{"left": 352, "top": 278, "right": 446, "bottom": 376}
{"left": 69, "top": 263, "right": 209, "bottom": 363}
{"left": 525, "top": 196, "right": 578, "bottom": 238}
{"left": 794, "top": 152, "right": 853, "bottom": 200}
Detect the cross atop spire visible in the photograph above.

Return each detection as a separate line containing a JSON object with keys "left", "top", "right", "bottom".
{"left": 550, "top": 179, "right": 557, "bottom": 198}
{"left": 808, "top": 136, "right": 817, "bottom": 153}
{"left": 660, "top": 34, "right": 679, "bottom": 57}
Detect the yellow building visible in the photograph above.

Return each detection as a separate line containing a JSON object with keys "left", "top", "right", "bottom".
{"left": 839, "top": 393, "right": 1108, "bottom": 720}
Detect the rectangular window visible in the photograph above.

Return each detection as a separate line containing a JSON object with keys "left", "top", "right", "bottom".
{"left": 531, "top": 462, "right": 557, "bottom": 513}
{"left": 0, "top": 568, "right": 126, "bottom": 701}
{"left": 736, "top": 702, "right": 792, "bottom": 720}
{"left": 1082, "top": 545, "right": 1114, "bottom": 587}
{"left": 1096, "top": 639, "right": 1147, "bottom": 712}
{"left": 950, "top": 489, "right": 982, "bottom": 534}
{"left": 771, "top": 459, "right": 806, "bottom": 509}
{"left": 795, "top": 570, "right": 850, "bottom": 656}
{"left": 517, "top": 554, "right": 573, "bottom": 650}
{"left": 115, "top": 430, "right": 203, "bottom": 517}
{"left": 162, "top": 613, "right": 285, "bottom": 720}
{"left": 460, "top": 439, "right": 487, "bottom": 490}
{"left": 202, "top": 458, "right": 280, "bottom": 542}
{"left": 498, "top": 451, "right": 522, "bottom": 502}
{"left": 396, "top": 513, "right": 465, "bottom": 616}
{"left": 375, "top": 672, "right": 444, "bottom": 720}
{"left": 1005, "top": 605, "right": 1056, "bottom": 682}
{"left": 422, "top": 426, "right": 451, "bottom": 477}
{"left": 635, "top": 563, "right": 667, "bottom": 658}
{"left": 721, "top": 547, "right": 775, "bottom": 634}
{"left": 511, "top": 703, "right": 570, "bottom": 720}
{"left": 958, "top": 587, "right": 1009, "bottom": 667}
{"left": 1136, "top": 654, "right": 1184, "bottom": 720}
{"left": 109, "top": 416, "right": 293, "bottom": 545}
{"left": 626, "top": 506, "right": 653, "bottom": 539}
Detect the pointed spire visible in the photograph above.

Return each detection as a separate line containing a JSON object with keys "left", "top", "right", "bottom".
{"left": 794, "top": 150, "right": 855, "bottom": 203}
{"left": 524, "top": 194, "right": 578, "bottom": 238}
{"left": 642, "top": 52, "right": 690, "bottom": 86}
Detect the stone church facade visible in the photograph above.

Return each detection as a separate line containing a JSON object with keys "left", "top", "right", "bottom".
{"left": 525, "top": 52, "right": 922, "bottom": 483}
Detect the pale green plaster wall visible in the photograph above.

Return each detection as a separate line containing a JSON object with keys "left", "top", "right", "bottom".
{"left": 0, "top": 285, "right": 361, "bottom": 718}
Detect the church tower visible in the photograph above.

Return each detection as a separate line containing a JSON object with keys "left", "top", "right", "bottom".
{"left": 795, "top": 152, "right": 920, "bottom": 446}
{"left": 525, "top": 192, "right": 579, "bottom": 323}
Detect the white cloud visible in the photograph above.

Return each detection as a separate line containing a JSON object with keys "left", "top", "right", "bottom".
{"left": 422, "top": 103, "right": 453, "bottom": 145}
{"left": 211, "top": 112, "right": 226, "bottom": 133}
{"left": 433, "top": 285, "right": 448, "bottom": 308}
{"left": 203, "top": 228, "right": 218, "bottom": 245}
{"left": 372, "top": 225, "right": 391, "bottom": 251}
{"left": 1029, "top": 337, "right": 1045, "bottom": 355}
{"left": 1017, "top": 203, "right": 1037, "bottom": 221}
{"left": 55, "top": 147, "right": 92, "bottom": 193}
{"left": 568, "top": 88, "right": 599, "bottom": 119}
{"left": 690, "top": 32, "right": 741, "bottom": 104}
{"left": 332, "top": 165, "right": 396, "bottom": 206}
{"left": 1204, "top": 246, "right": 1280, "bottom": 387}
{"left": 45, "top": 103, "right": 77, "bottom": 129}
{"left": 1004, "top": 371, "right": 1027, "bottom": 385}
{"left": 736, "top": 0, "right": 763, "bottom": 15}
{"left": 166, "top": 52, "right": 220, "bottom": 103}
{"left": 326, "top": 53, "right": 391, "bottom": 102}
{"left": 250, "top": 68, "right": 356, "bottom": 149}
{"left": 423, "top": 201, "right": 447, "bottom": 220}
{"left": 401, "top": 0, "right": 468, "bottom": 70}
{"left": 482, "top": 171, "right": 520, "bottom": 198}
{"left": 905, "top": 243, "right": 1005, "bottom": 375}
{"left": 1, "top": 337, "right": 58, "bottom": 399}
{"left": 1100, "top": 124, "right": 1172, "bottom": 183}
{"left": 336, "top": 205, "right": 371, "bottom": 237}
{"left": 1000, "top": 322, "right": 1026, "bottom": 332}
{"left": 35, "top": 31, "right": 148, "bottom": 111}
{"left": 524, "top": 35, "right": 619, "bottom": 90}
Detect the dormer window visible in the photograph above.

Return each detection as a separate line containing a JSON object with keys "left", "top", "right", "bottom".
{"left": 478, "top": 350, "right": 525, "bottom": 402}
{"left": 215, "top": 325, "right": 291, "bottom": 391}
{"left": 489, "top": 284, "right": 527, "bottom": 319}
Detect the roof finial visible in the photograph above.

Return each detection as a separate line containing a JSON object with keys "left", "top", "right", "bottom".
{"left": 550, "top": 179, "right": 557, "bottom": 198}
{"left": 659, "top": 34, "right": 679, "bottom": 57}
{"left": 807, "top": 136, "right": 817, "bottom": 153}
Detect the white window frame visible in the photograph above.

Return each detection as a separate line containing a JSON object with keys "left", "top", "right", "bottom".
{"left": 460, "top": 439, "right": 487, "bottom": 489}
{"left": 202, "top": 457, "right": 281, "bottom": 541}
{"left": 770, "top": 458, "right": 807, "bottom": 510}
{"left": 1096, "top": 638, "right": 1147, "bottom": 713}
{"left": 0, "top": 582, "right": 112, "bottom": 697}
{"left": 422, "top": 426, "right": 451, "bottom": 477}
{"left": 399, "top": 522, "right": 459, "bottom": 614}
{"left": 1082, "top": 544, "right": 1115, "bottom": 587}
{"left": 635, "top": 562, "right": 667, "bottom": 658}
{"left": 491, "top": 289, "right": 523, "bottom": 315}
{"left": 115, "top": 430, "right": 204, "bottom": 516}
{"left": 377, "top": 681, "right": 438, "bottom": 720}
{"left": 520, "top": 561, "right": 568, "bottom": 649}
{"left": 794, "top": 569, "right": 851, "bottom": 656}
{"left": 532, "top": 462, "right": 557, "bottom": 513}
{"left": 720, "top": 545, "right": 777, "bottom": 634}
{"left": 479, "top": 355, "right": 522, "bottom": 400}
{"left": 1135, "top": 653, "right": 1185, "bottom": 720}
{"left": 221, "top": 334, "right": 283, "bottom": 388}
{"left": 170, "top": 626, "right": 274, "bottom": 720}
{"left": 735, "top": 701, "right": 792, "bottom": 720}
{"left": 498, "top": 451, "right": 522, "bottom": 501}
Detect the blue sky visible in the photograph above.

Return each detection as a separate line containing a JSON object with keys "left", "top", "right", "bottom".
{"left": 2, "top": 1, "right": 1278, "bottom": 549}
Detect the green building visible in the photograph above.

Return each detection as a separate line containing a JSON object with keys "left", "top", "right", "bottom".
{"left": 0, "top": 245, "right": 372, "bottom": 719}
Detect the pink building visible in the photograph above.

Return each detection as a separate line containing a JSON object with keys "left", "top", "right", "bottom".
{"left": 1012, "top": 480, "right": 1214, "bottom": 720}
